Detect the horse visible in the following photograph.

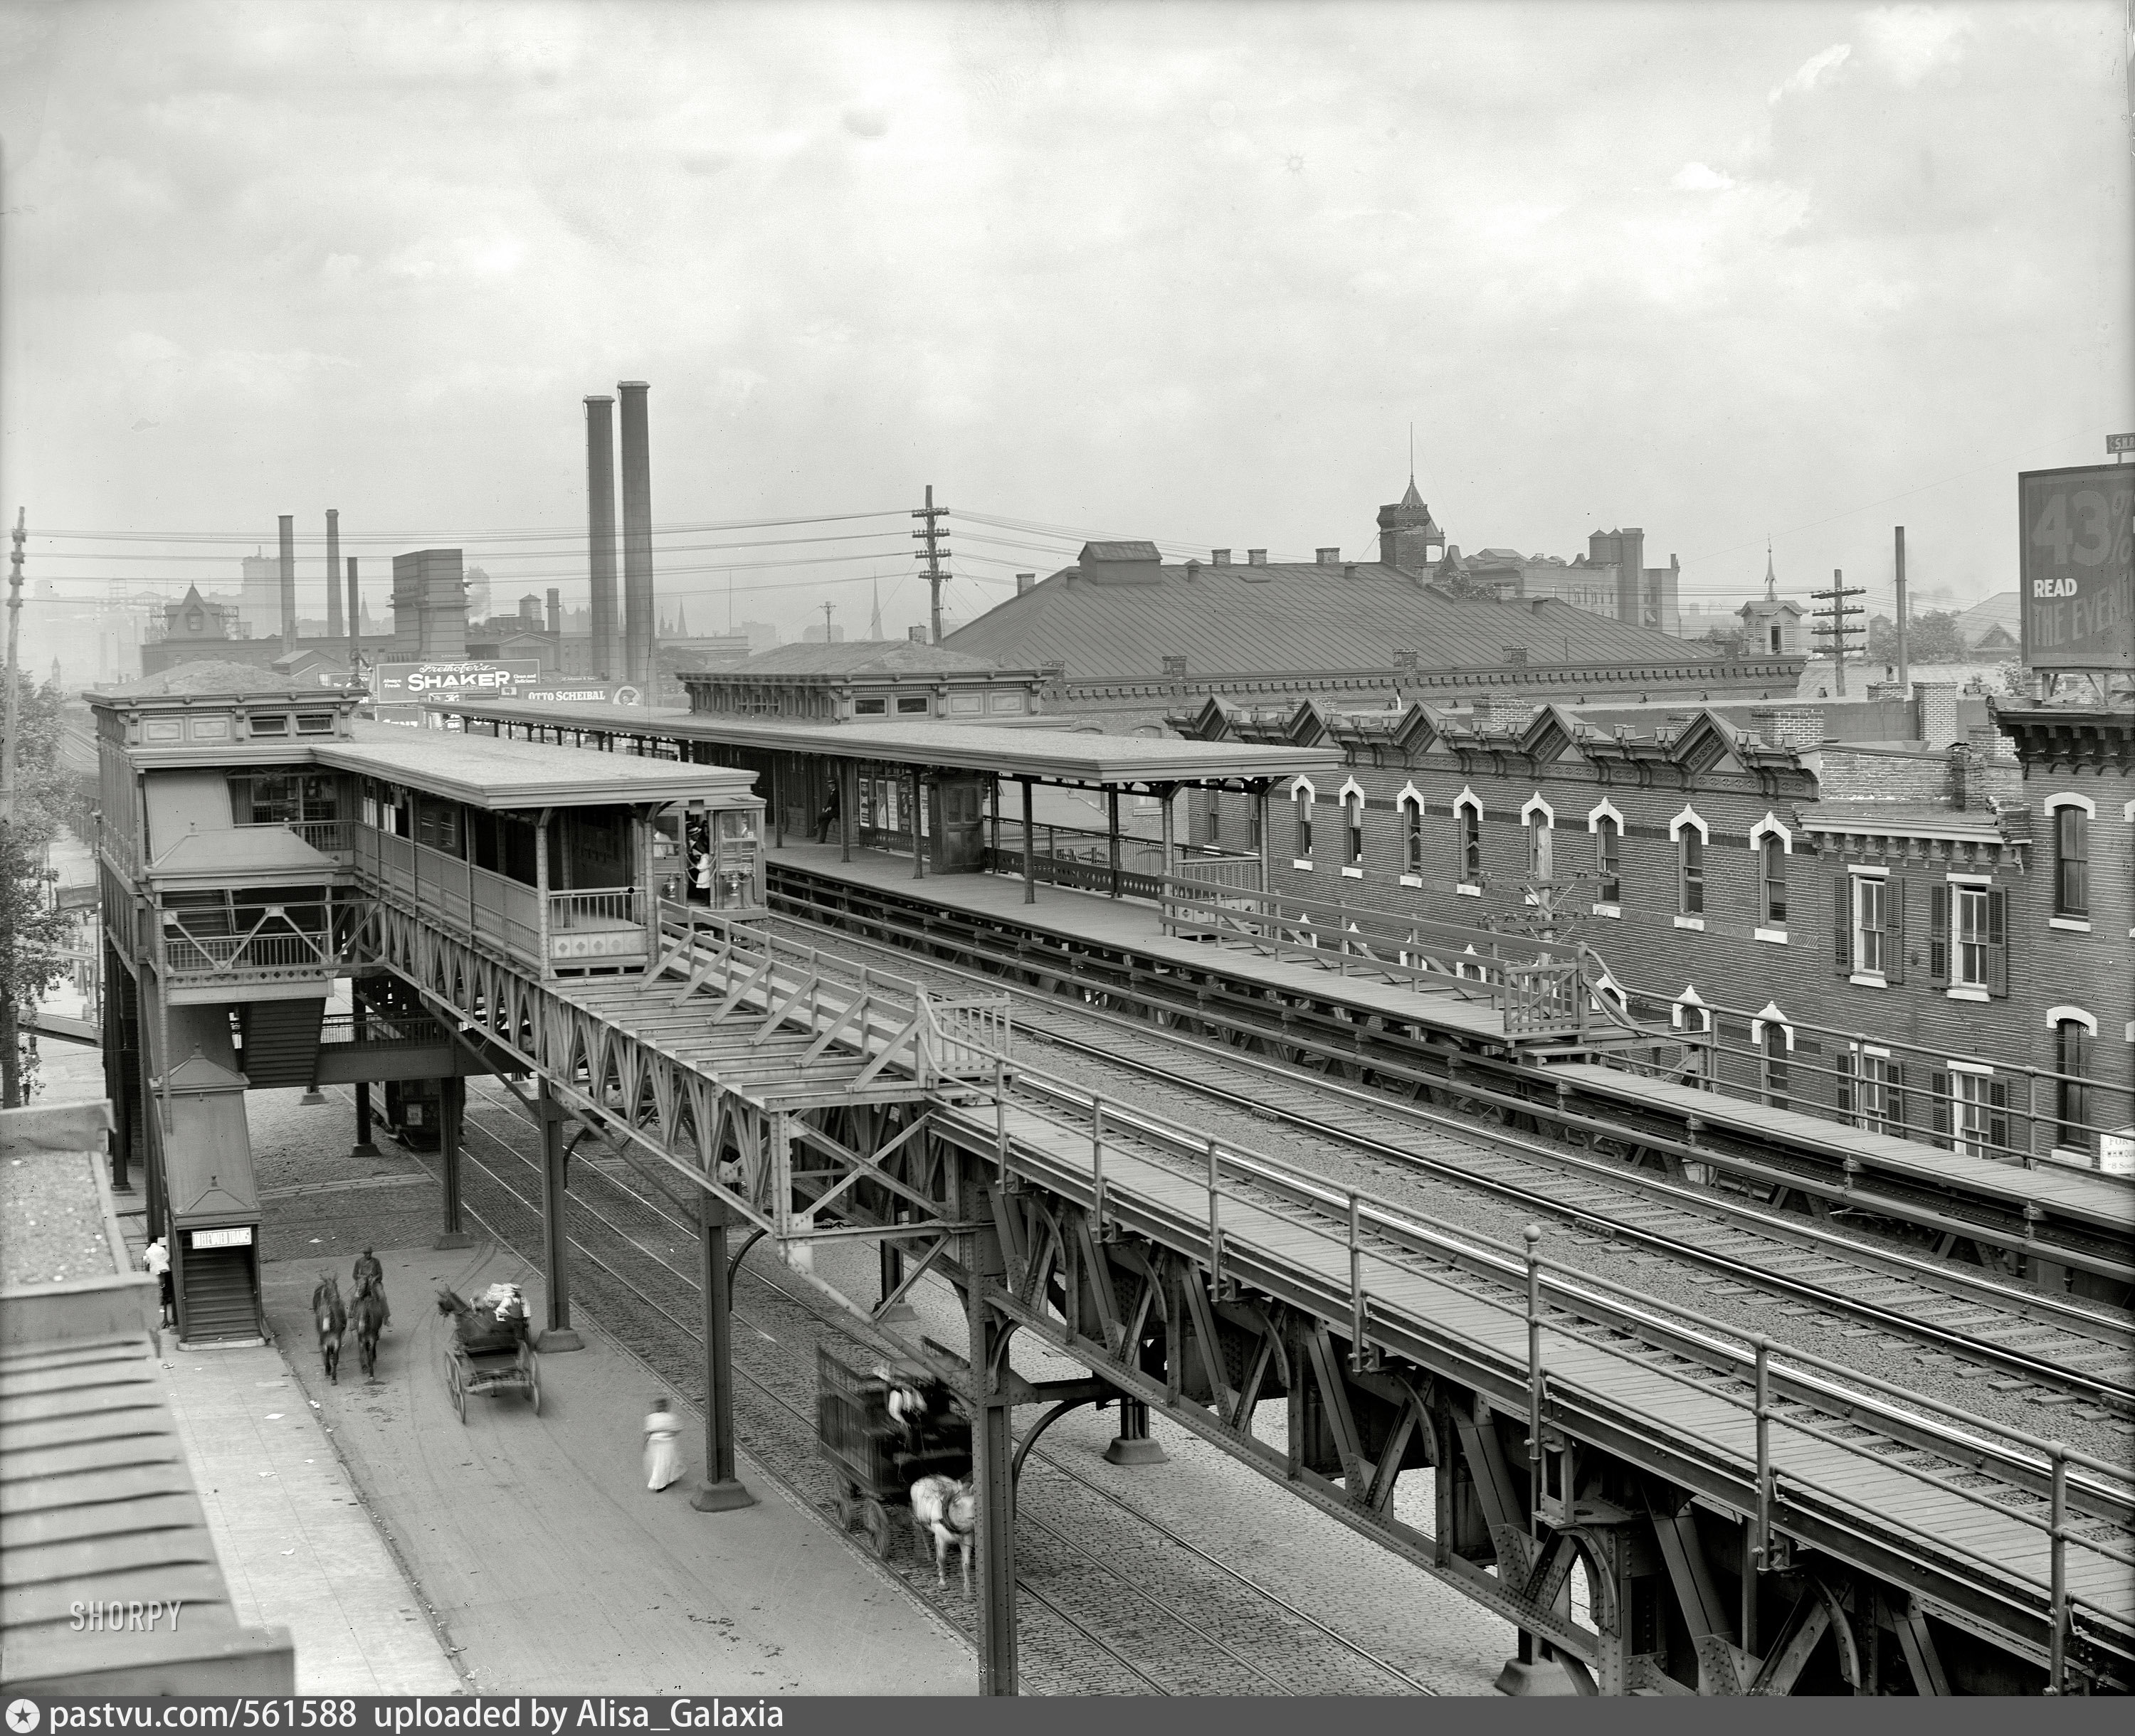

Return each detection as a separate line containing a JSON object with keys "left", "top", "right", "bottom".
{"left": 909, "top": 1474, "right": 977, "bottom": 1592}
{"left": 350, "top": 1274, "right": 387, "bottom": 1380}
{"left": 312, "top": 1275, "right": 347, "bottom": 1384}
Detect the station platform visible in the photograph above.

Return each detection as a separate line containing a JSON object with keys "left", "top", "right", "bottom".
{"left": 767, "top": 839, "right": 1518, "bottom": 1046}
{"left": 258, "top": 1244, "right": 974, "bottom": 1696}
{"left": 1544, "top": 1062, "right": 2135, "bottom": 1237}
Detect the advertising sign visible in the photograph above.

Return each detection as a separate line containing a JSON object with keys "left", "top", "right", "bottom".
{"left": 371, "top": 658, "right": 544, "bottom": 705}
{"left": 2018, "top": 463, "right": 2135, "bottom": 672}
{"left": 518, "top": 679, "right": 644, "bottom": 706}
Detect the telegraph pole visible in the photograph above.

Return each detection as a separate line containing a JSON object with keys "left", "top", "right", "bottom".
{"left": 819, "top": 600, "right": 836, "bottom": 641}
{"left": 1810, "top": 568, "right": 1866, "bottom": 697}
{"left": 1893, "top": 527, "right": 1909, "bottom": 692}
{"left": 912, "top": 485, "right": 951, "bottom": 645}
{"left": 2, "top": 509, "right": 23, "bottom": 822}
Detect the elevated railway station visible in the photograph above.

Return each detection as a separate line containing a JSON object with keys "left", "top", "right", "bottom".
{"left": 73, "top": 667, "right": 2135, "bottom": 1697}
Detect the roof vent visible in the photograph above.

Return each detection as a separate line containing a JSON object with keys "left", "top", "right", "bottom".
{"left": 1392, "top": 649, "right": 1418, "bottom": 673}
{"left": 1501, "top": 645, "right": 1529, "bottom": 667}
{"left": 1247, "top": 549, "right": 1267, "bottom": 566}
{"left": 1343, "top": 563, "right": 1358, "bottom": 579}
{"left": 1015, "top": 572, "right": 1035, "bottom": 596}
{"left": 1161, "top": 655, "right": 1188, "bottom": 678}
{"left": 1316, "top": 546, "right": 1340, "bottom": 564}
{"left": 908, "top": 625, "right": 927, "bottom": 642}
{"left": 1211, "top": 548, "right": 1231, "bottom": 566}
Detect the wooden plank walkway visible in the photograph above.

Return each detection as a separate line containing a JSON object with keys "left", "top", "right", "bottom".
{"left": 979, "top": 1094, "right": 2135, "bottom": 1641}
{"left": 770, "top": 840, "right": 1514, "bottom": 1044}
{"left": 1546, "top": 1061, "right": 2135, "bottom": 1231}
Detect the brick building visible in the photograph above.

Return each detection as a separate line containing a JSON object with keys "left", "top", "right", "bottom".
{"left": 1174, "top": 685, "right": 2131, "bottom": 1173}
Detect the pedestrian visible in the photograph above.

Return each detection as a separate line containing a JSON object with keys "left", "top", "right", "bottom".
{"left": 644, "top": 1394, "right": 685, "bottom": 1492}
{"left": 144, "top": 1235, "right": 172, "bottom": 1328}
{"left": 813, "top": 781, "right": 840, "bottom": 844}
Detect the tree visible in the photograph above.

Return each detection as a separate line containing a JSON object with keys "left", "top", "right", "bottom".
{"left": 1872, "top": 608, "right": 1970, "bottom": 664}
{"left": 2, "top": 679, "right": 84, "bottom": 1105}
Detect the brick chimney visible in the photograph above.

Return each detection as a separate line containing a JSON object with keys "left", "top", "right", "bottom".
{"left": 1913, "top": 681, "right": 1959, "bottom": 751}
{"left": 1392, "top": 649, "right": 1418, "bottom": 674}
{"left": 1015, "top": 572, "right": 1035, "bottom": 596}
{"left": 1161, "top": 655, "right": 1188, "bottom": 678}
{"left": 1211, "top": 549, "right": 1231, "bottom": 566}
{"left": 546, "top": 588, "right": 561, "bottom": 633}
{"left": 1751, "top": 704, "right": 1825, "bottom": 751}
{"left": 1471, "top": 694, "right": 1533, "bottom": 733}
{"left": 1316, "top": 546, "right": 1340, "bottom": 564}
{"left": 1501, "top": 645, "right": 1529, "bottom": 667}
{"left": 908, "top": 625, "right": 927, "bottom": 642}
{"left": 1247, "top": 549, "right": 1267, "bottom": 566}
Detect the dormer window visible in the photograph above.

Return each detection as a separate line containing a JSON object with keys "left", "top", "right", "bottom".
{"left": 854, "top": 697, "right": 887, "bottom": 716}
{"left": 896, "top": 695, "right": 929, "bottom": 715}
{"left": 251, "top": 714, "right": 288, "bottom": 736}
{"left": 296, "top": 713, "right": 334, "bottom": 734}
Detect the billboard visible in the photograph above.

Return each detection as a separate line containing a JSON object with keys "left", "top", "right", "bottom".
{"left": 517, "top": 679, "right": 645, "bottom": 706}
{"left": 2018, "top": 463, "right": 2134, "bottom": 672}
{"left": 371, "top": 658, "right": 544, "bottom": 706}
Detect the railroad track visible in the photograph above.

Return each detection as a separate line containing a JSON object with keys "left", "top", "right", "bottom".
{"left": 407, "top": 1082, "right": 1453, "bottom": 1696}
{"left": 770, "top": 867, "right": 2135, "bottom": 1286}
{"left": 758, "top": 901, "right": 2135, "bottom": 1424}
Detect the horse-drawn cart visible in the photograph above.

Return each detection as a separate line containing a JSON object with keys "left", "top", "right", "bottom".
{"left": 438, "top": 1284, "right": 541, "bottom": 1423}
{"left": 816, "top": 1345, "right": 969, "bottom": 1557}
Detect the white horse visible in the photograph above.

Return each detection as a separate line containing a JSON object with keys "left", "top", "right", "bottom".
{"left": 909, "top": 1474, "right": 977, "bottom": 1592}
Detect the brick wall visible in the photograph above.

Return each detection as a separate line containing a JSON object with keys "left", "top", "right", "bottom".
{"left": 1814, "top": 744, "right": 1956, "bottom": 803}
{"left": 1751, "top": 705, "right": 1824, "bottom": 750}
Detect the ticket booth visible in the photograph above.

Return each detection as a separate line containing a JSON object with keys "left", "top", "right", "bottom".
{"left": 929, "top": 776, "right": 987, "bottom": 873}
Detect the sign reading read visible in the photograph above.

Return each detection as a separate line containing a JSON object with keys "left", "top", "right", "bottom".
{"left": 2018, "top": 464, "right": 2134, "bottom": 672}
{"left": 371, "top": 659, "right": 543, "bottom": 704}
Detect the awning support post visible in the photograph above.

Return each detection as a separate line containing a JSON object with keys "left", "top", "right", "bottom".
{"left": 1107, "top": 788, "right": 1122, "bottom": 898}
{"left": 534, "top": 1076, "right": 583, "bottom": 1352}
{"left": 1019, "top": 777, "right": 1036, "bottom": 906}
{"left": 433, "top": 1075, "right": 472, "bottom": 1249}
{"left": 691, "top": 1191, "right": 755, "bottom": 1511}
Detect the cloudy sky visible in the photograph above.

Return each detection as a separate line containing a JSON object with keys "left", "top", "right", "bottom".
{"left": 1, "top": 0, "right": 2128, "bottom": 642}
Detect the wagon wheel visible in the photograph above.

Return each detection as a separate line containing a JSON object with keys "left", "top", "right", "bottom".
{"left": 527, "top": 1349, "right": 542, "bottom": 1415}
{"left": 447, "top": 1352, "right": 467, "bottom": 1424}
{"left": 858, "top": 1498, "right": 893, "bottom": 1560}
{"left": 831, "top": 1486, "right": 856, "bottom": 1529}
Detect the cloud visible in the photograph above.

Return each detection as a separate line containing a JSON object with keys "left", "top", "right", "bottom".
{"left": 841, "top": 104, "right": 888, "bottom": 138}
{"left": 1772, "top": 43, "right": 1851, "bottom": 102}
{"left": 1670, "top": 162, "right": 1734, "bottom": 192}
{"left": 1861, "top": 6, "right": 1973, "bottom": 86}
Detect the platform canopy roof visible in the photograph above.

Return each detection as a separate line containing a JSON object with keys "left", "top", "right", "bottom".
{"left": 318, "top": 721, "right": 759, "bottom": 809}
{"left": 146, "top": 827, "right": 340, "bottom": 884}
{"left": 431, "top": 699, "right": 1344, "bottom": 789}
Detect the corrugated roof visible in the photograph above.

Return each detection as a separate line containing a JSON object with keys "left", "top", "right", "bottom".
{"left": 944, "top": 559, "right": 1729, "bottom": 681}
{"left": 318, "top": 721, "right": 758, "bottom": 808}
{"left": 710, "top": 640, "right": 1011, "bottom": 678}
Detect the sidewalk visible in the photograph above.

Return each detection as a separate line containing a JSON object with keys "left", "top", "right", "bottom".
{"left": 157, "top": 1340, "right": 463, "bottom": 1695}
{"left": 260, "top": 1244, "right": 975, "bottom": 1696}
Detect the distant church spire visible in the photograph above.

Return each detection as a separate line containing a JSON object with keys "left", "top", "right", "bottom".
{"left": 675, "top": 598, "right": 688, "bottom": 636}
{"left": 869, "top": 578, "right": 885, "bottom": 640}
{"left": 1764, "top": 539, "right": 1777, "bottom": 603}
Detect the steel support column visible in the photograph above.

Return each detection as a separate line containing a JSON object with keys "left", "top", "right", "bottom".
{"left": 1107, "top": 788, "right": 1122, "bottom": 899}
{"left": 911, "top": 764, "right": 926, "bottom": 879}
{"left": 1018, "top": 777, "right": 1036, "bottom": 906}
{"left": 352, "top": 1082, "right": 378, "bottom": 1157}
{"left": 968, "top": 1279, "right": 1017, "bottom": 1693}
{"left": 535, "top": 1076, "right": 583, "bottom": 1351}
{"left": 691, "top": 1192, "right": 755, "bottom": 1511}
{"left": 840, "top": 759, "right": 856, "bottom": 865}
{"left": 433, "top": 1075, "right": 470, "bottom": 1249}
{"left": 1103, "top": 1394, "right": 1167, "bottom": 1465}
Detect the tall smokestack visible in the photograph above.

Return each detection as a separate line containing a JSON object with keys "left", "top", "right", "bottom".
{"left": 546, "top": 588, "right": 561, "bottom": 635}
{"left": 278, "top": 515, "right": 296, "bottom": 644}
{"left": 584, "top": 394, "right": 619, "bottom": 680}
{"left": 618, "top": 380, "right": 654, "bottom": 697}
{"left": 346, "top": 556, "right": 361, "bottom": 684}
{"left": 325, "top": 510, "right": 343, "bottom": 640}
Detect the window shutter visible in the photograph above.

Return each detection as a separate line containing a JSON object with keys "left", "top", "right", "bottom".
{"left": 1884, "top": 877, "right": 1905, "bottom": 983}
{"left": 1930, "top": 1070, "right": 1951, "bottom": 1148}
{"left": 1986, "top": 889, "right": 2008, "bottom": 996}
{"left": 1988, "top": 1081, "right": 2010, "bottom": 1158}
{"left": 1929, "top": 884, "right": 1949, "bottom": 986}
{"left": 1833, "top": 874, "right": 1851, "bottom": 974}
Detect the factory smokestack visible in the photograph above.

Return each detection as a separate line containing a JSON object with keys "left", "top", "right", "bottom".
{"left": 346, "top": 556, "right": 361, "bottom": 684}
{"left": 325, "top": 510, "right": 343, "bottom": 640}
{"left": 584, "top": 394, "right": 619, "bottom": 680}
{"left": 546, "top": 588, "right": 561, "bottom": 635}
{"left": 278, "top": 515, "right": 296, "bottom": 645}
{"left": 618, "top": 380, "right": 654, "bottom": 697}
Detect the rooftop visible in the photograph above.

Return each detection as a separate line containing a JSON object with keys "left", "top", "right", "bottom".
{"left": 944, "top": 554, "right": 1739, "bottom": 682}
{"left": 696, "top": 640, "right": 1028, "bottom": 679}
{"left": 318, "top": 720, "right": 760, "bottom": 809}
{"left": 93, "top": 662, "right": 340, "bottom": 701}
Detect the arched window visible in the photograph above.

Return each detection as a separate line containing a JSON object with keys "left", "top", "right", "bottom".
{"left": 1461, "top": 806, "right": 1482, "bottom": 884}
{"left": 1593, "top": 815, "right": 1620, "bottom": 903}
{"left": 2055, "top": 1013, "right": 2096, "bottom": 1155}
{"left": 1522, "top": 798, "right": 1554, "bottom": 882}
{"left": 2054, "top": 804, "right": 2089, "bottom": 918}
{"left": 1293, "top": 783, "right": 1314, "bottom": 859}
{"left": 1760, "top": 834, "right": 1787, "bottom": 926}
{"left": 1344, "top": 790, "right": 1364, "bottom": 867}
{"left": 1680, "top": 830, "right": 1704, "bottom": 914}
{"left": 1762, "top": 1020, "right": 1789, "bottom": 1109}
{"left": 1402, "top": 795, "right": 1424, "bottom": 877}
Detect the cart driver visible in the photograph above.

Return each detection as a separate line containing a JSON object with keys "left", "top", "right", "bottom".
{"left": 352, "top": 1247, "right": 390, "bottom": 1328}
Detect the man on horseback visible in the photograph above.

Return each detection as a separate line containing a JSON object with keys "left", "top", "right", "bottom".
{"left": 352, "top": 1247, "right": 390, "bottom": 1330}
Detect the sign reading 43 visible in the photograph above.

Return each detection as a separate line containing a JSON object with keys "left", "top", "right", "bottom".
{"left": 2018, "top": 464, "right": 2135, "bottom": 672}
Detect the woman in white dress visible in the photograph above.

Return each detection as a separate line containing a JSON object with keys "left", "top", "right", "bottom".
{"left": 644, "top": 1394, "right": 685, "bottom": 1492}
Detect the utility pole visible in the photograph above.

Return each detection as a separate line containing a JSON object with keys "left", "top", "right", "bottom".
{"left": 1, "top": 509, "right": 23, "bottom": 820}
{"left": 1810, "top": 568, "right": 1866, "bottom": 697}
{"left": 818, "top": 600, "right": 836, "bottom": 642}
{"left": 1893, "top": 526, "right": 1909, "bottom": 693}
{"left": 346, "top": 556, "right": 362, "bottom": 688}
{"left": 912, "top": 485, "right": 951, "bottom": 645}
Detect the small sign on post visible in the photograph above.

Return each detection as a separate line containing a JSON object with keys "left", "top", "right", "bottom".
{"left": 2109, "top": 432, "right": 2135, "bottom": 456}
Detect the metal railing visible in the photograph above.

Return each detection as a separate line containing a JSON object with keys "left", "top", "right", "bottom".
{"left": 1160, "top": 881, "right": 1635, "bottom": 1042}
{"left": 236, "top": 817, "right": 355, "bottom": 856}
{"left": 989, "top": 1059, "right": 2135, "bottom": 1683}
{"left": 159, "top": 909, "right": 346, "bottom": 980}
{"left": 317, "top": 1012, "right": 446, "bottom": 1046}
{"left": 1629, "top": 1000, "right": 2135, "bottom": 1177}
{"left": 549, "top": 886, "right": 640, "bottom": 929}
{"left": 986, "top": 822, "right": 1262, "bottom": 900}
{"left": 652, "top": 901, "right": 1010, "bottom": 1089}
